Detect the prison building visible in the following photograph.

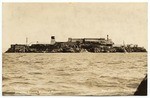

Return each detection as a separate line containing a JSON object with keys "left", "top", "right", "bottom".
{"left": 68, "top": 38, "right": 105, "bottom": 42}
{"left": 68, "top": 38, "right": 114, "bottom": 46}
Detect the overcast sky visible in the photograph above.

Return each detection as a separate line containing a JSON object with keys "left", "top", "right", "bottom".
{"left": 2, "top": 3, "right": 147, "bottom": 52}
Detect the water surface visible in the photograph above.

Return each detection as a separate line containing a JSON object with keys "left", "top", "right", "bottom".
{"left": 2, "top": 53, "right": 147, "bottom": 96}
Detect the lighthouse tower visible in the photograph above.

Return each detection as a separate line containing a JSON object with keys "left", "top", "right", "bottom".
{"left": 51, "top": 36, "right": 55, "bottom": 45}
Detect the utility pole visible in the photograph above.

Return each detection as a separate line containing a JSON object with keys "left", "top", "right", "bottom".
{"left": 26, "top": 37, "right": 28, "bottom": 46}
{"left": 123, "top": 40, "right": 125, "bottom": 47}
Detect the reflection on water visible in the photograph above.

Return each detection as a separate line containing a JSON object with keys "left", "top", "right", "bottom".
{"left": 2, "top": 53, "right": 147, "bottom": 96}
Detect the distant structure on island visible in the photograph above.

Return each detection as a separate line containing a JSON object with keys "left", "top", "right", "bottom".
{"left": 5, "top": 35, "right": 147, "bottom": 53}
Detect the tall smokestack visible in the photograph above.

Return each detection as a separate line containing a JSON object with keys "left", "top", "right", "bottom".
{"left": 51, "top": 36, "right": 55, "bottom": 45}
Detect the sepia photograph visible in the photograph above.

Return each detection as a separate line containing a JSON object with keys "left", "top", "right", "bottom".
{"left": 2, "top": 2, "right": 147, "bottom": 96}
